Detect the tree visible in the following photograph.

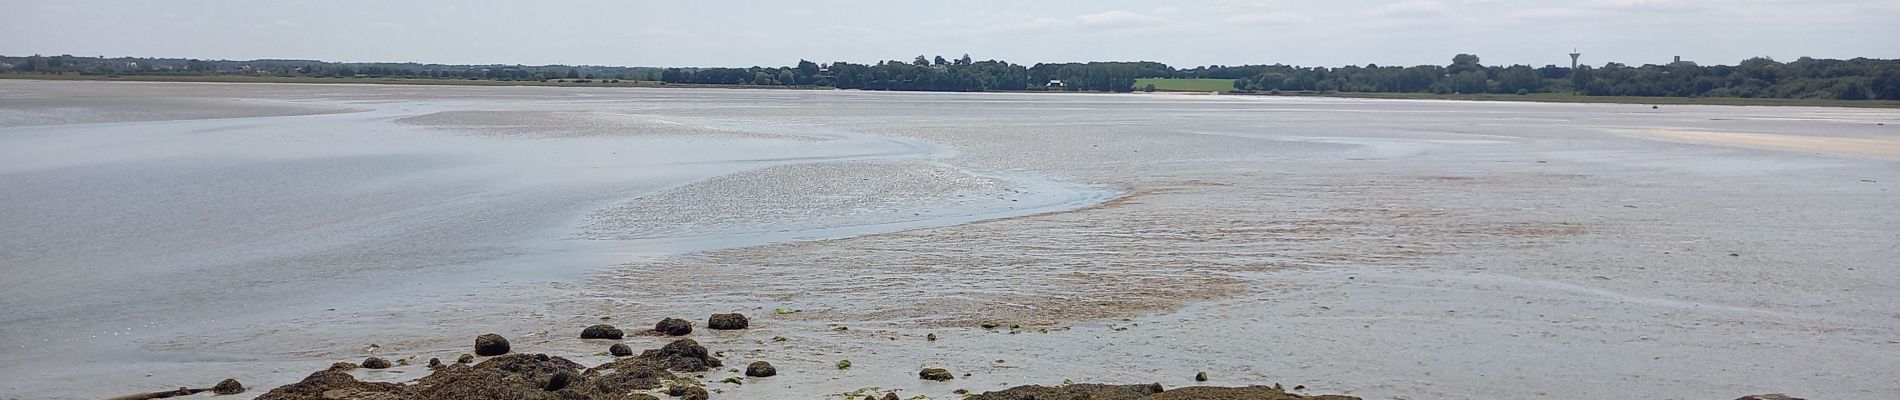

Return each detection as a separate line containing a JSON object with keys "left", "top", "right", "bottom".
{"left": 795, "top": 60, "right": 821, "bottom": 84}
{"left": 1495, "top": 65, "right": 1543, "bottom": 94}
{"left": 913, "top": 55, "right": 930, "bottom": 66}
{"left": 957, "top": 54, "right": 973, "bottom": 66}
{"left": 1446, "top": 71, "right": 1488, "bottom": 94}
{"left": 1449, "top": 54, "right": 1483, "bottom": 75}
{"left": 565, "top": 68, "right": 580, "bottom": 79}
{"left": 1873, "top": 67, "right": 1900, "bottom": 100}
{"left": 1143, "top": 83, "right": 1157, "bottom": 92}
{"left": 1570, "top": 66, "right": 1593, "bottom": 94}
{"left": 933, "top": 56, "right": 949, "bottom": 66}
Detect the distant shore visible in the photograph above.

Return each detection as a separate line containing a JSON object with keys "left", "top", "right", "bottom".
{"left": 7, "top": 73, "right": 1900, "bottom": 109}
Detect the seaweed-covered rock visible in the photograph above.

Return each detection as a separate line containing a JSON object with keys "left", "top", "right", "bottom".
{"left": 254, "top": 370, "right": 409, "bottom": 400}
{"left": 613, "top": 339, "right": 721, "bottom": 372}
{"left": 676, "top": 386, "right": 709, "bottom": 400}
{"left": 411, "top": 353, "right": 583, "bottom": 399}
{"left": 544, "top": 371, "right": 576, "bottom": 391}
{"left": 655, "top": 318, "right": 693, "bottom": 336}
{"left": 361, "top": 357, "right": 392, "bottom": 369}
{"left": 1152, "top": 386, "right": 1361, "bottom": 400}
{"left": 457, "top": 354, "right": 474, "bottom": 364}
{"left": 581, "top": 324, "right": 625, "bottom": 340}
{"left": 963, "top": 383, "right": 1160, "bottom": 400}
{"left": 102, "top": 387, "right": 204, "bottom": 400}
{"left": 427, "top": 358, "right": 443, "bottom": 369}
{"left": 745, "top": 361, "right": 776, "bottom": 377}
{"left": 256, "top": 349, "right": 695, "bottom": 400}
{"left": 707, "top": 313, "right": 749, "bottom": 330}
{"left": 211, "top": 379, "right": 245, "bottom": 395}
{"left": 474, "top": 333, "right": 511, "bottom": 356}
{"left": 609, "top": 343, "right": 633, "bottom": 357}
{"left": 881, "top": 393, "right": 901, "bottom": 400}
{"left": 962, "top": 384, "right": 1363, "bottom": 400}
{"left": 920, "top": 368, "right": 955, "bottom": 381}
{"left": 328, "top": 362, "right": 358, "bottom": 371}
{"left": 578, "top": 361, "right": 675, "bottom": 396}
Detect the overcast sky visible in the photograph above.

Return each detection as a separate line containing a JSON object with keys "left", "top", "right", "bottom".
{"left": 4, "top": 0, "right": 1896, "bottom": 68}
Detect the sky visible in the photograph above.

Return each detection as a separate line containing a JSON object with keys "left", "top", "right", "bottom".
{"left": 4, "top": 0, "right": 1896, "bottom": 68}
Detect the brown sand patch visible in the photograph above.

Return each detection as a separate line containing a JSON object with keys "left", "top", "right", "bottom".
{"left": 1636, "top": 129, "right": 1900, "bottom": 159}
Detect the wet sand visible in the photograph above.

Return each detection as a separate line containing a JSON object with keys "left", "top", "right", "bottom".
{"left": 0, "top": 81, "right": 1896, "bottom": 399}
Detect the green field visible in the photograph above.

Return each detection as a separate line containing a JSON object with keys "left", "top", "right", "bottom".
{"left": 1310, "top": 91, "right": 1900, "bottom": 109}
{"left": 1134, "top": 78, "right": 1237, "bottom": 92}
{"left": 0, "top": 73, "right": 824, "bottom": 90}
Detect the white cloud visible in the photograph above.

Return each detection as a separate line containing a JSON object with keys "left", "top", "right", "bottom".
{"left": 1371, "top": 0, "right": 1448, "bottom": 16}
{"left": 1223, "top": 12, "right": 1313, "bottom": 25}
{"left": 1076, "top": 10, "right": 1170, "bottom": 26}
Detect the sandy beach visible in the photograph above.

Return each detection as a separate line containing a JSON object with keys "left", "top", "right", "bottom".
{"left": 1, "top": 80, "right": 1895, "bottom": 399}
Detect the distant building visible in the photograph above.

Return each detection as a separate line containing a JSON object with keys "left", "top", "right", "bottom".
{"left": 1046, "top": 79, "right": 1064, "bottom": 88}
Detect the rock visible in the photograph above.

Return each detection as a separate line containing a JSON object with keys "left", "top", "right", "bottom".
{"left": 1154, "top": 386, "right": 1362, "bottom": 400}
{"left": 254, "top": 351, "right": 688, "bottom": 400}
{"left": 610, "top": 343, "right": 633, "bottom": 357}
{"left": 708, "top": 313, "right": 749, "bottom": 330}
{"left": 1735, "top": 395, "right": 1806, "bottom": 400}
{"left": 411, "top": 353, "right": 588, "bottom": 399}
{"left": 881, "top": 393, "right": 900, "bottom": 400}
{"left": 211, "top": 378, "right": 245, "bottom": 395}
{"left": 961, "top": 383, "right": 1364, "bottom": 400}
{"left": 745, "top": 361, "right": 777, "bottom": 377}
{"left": 427, "top": 358, "right": 442, "bottom": 368}
{"left": 327, "top": 361, "right": 358, "bottom": 371}
{"left": 457, "top": 354, "right": 474, "bottom": 364}
{"left": 598, "top": 338, "right": 722, "bottom": 372}
{"left": 655, "top": 318, "right": 693, "bottom": 336}
{"left": 678, "top": 386, "right": 710, "bottom": 400}
{"left": 253, "top": 370, "right": 405, "bottom": 400}
{"left": 581, "top": 361, "right": 676, "bottom": 395}
{"left": 361, "top": 357, "right": 392, "bottom": 369}
{"left": 920, "top": 368, "right": 955, "bottom": 381}
{"left": 102, "top": 387, "right": 204, "bottom": 400}
{"left": 721, "top": 376, "right": 744, "bottom": 385}
{"left": 927, "top": 333, "right": 938, "bottom": 341}
{"left": 581, "top": 324, "right": 625, "bottom": 339}
{"left": 963, "top": 384, "right": 1161, "bottom": 400}
{"left": 1195, "top": 372, "right": 1208, "bottom": 381}
{"left": 836, "top": 359, "right": 852, "bottom": 369}
{"left": 474, "top": 333, "right": 511, "bottom": 356}
{"left": 544, "top": 370, "right": 576, "bottom": 391}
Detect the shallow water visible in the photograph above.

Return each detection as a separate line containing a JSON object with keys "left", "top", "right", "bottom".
{"left": 1, "top": 81, "right": 1897, "bottom": 399}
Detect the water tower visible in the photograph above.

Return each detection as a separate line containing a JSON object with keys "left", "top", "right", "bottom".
{"left": 1569, "top": 49, "right": 1582, "bottom": 70}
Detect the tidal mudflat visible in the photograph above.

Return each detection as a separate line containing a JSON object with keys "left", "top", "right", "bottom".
{"left": 1, "top": 80, "right": 1896, "bottom": 399}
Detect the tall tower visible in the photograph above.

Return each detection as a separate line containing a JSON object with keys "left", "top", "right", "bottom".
{"left": 1569, "top": 49, "right": 1582, "bottom": 70}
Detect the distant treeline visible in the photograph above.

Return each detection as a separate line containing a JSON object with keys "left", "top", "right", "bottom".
{"left": 0, "top": 54, "right": 662, "bottom": 82}
{"left": 5, "top": 53, "right": 1897, "bottom": 100}
{"left": 661, "top": 54, "right": 1900, "bottom": 100}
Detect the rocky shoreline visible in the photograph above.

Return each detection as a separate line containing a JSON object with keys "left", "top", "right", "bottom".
{"left": 105, "top": 314, "right": 1811, "bottom": 400}
{"left": 105, "top": 314, "right": 1372, "bottom": 400}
